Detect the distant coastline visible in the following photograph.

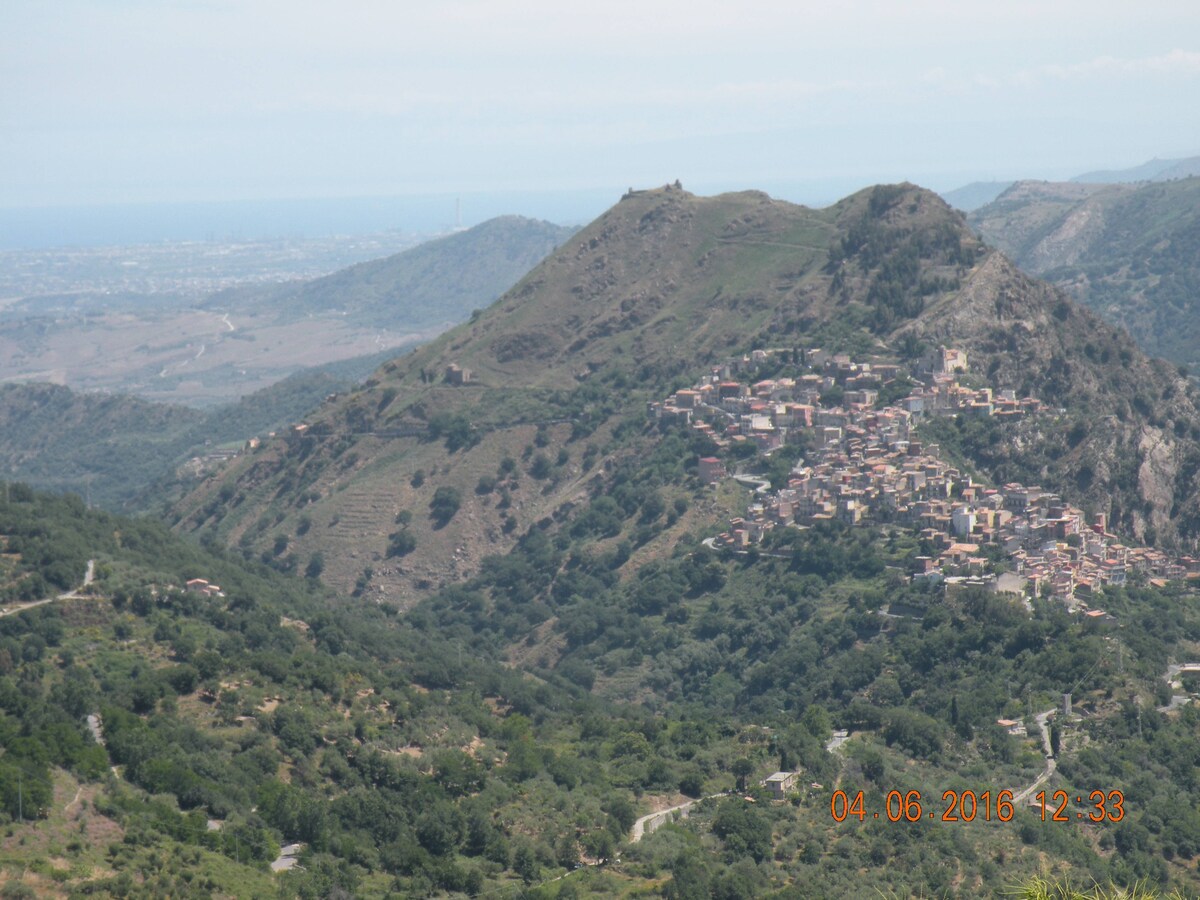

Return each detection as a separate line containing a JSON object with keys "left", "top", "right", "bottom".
{"left": 0, "top": 189, "right": 612, "bottom": 250}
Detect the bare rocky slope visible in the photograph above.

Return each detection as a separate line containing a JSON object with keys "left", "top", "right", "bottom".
{"left": 170, "top": 183, "right": 1200, "bottom": 603}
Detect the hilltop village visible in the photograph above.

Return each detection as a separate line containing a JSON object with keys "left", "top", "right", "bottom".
{"left": 651, "top": 347, "right": 1198, "bottom": 609}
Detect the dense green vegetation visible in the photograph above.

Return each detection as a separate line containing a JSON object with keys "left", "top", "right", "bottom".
{"left": 8, "top": 402, "right": 1200, "bottom": 896}
{"left": 0, "top": 366, "right": 357, "bottom": 512}
{"left": 0, "top": 484, "right": 785, "bottom": 897}
{"left": 10, "top": 183, "right": 1200, "bottom": 897}
{"left": 389, "top": 410, "right": 1200, "bottom": 897}
{"left": 829, "top": 185, "right": 975, "bottom": 333}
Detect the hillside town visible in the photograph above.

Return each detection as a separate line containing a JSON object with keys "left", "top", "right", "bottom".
{"left": 651, "top": 346, "right": 1198, "bottom": 608}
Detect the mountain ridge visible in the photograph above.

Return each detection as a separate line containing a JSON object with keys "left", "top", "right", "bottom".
{"left": 171, "top": 183, "right": 1200, "bottom": 605}
{"left": 968, "top": 175, "right": 1200, "bottom": 369}
{"left": 1071, "top": 154, "right": 1200, "bottom": 184}
{"left": 940, "top": 153, "right": 1200, "bottom": 212}
{"left": 11, "top": 186, "right": 1200, "bottom": 897}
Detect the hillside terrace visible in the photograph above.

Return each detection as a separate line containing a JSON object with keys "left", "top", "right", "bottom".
{"left": 651, "top": 346, "right": 1195, "bottom": 609}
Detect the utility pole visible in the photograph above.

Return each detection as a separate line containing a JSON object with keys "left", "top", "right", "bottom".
{"left": 17, "top": 770, "right": 22, "bottom": 823}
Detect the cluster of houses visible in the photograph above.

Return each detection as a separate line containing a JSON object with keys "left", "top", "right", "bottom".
{"left": 649, "top": 346, "right": 1040, "bottom": 456}
{"left": 651, "top": 346, "right": 1196, "bottom": 606}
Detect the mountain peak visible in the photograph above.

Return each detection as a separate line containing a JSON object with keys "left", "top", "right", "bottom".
{"left": 174, "top": 183, "right": 1200, "bottom": 604}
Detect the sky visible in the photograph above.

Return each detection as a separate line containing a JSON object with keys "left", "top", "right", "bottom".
{"left": 3, "top": 0, "right": 1200, "bottom": 232}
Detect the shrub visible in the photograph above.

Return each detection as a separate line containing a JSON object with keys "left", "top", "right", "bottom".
{"left": 430, "top": 487, "right": 462, "bottom": 528}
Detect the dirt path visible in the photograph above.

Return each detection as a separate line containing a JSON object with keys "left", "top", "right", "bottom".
{"left": 63, "top": 785, "right": 84, "bottom": 817}
{"left": 56, "top": 559, "right": 97, "bottom": 601}
{"left": 0, "top": 560, "right": 96, "bottom": 619}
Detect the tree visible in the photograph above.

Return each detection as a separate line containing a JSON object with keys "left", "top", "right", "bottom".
{"left": 800, "top": 704, "right": 832, "bottom": 741}
{"left": 429, "top": 487, "right": 462, "bottom": 528}
{"left": 731, "top": 758, "right": 753, "bottom": 792}
{"left": 305, "top": 553, "right": 324, "bottom": 580}
{"left": 513, "top": 842, "right": 538, "bottom": 884}
{"left": 665, "top": 853, "right": 711, "bottom": 900}
{"left": 529, "top": 453, "right": 552, "bottom": 480}
{"left": 712, "top": 798, "right": 772, "bottom": 862}
{"left": 555, "top": 834, "right": 579, "bottom": 869}
{"left": 387, "top": 530, "right": 417, "bottom": 557}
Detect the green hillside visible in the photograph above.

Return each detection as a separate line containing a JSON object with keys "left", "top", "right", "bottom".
{"left": 9, "top": 469, "right": 1200, "bottom": 896}
{"left": 8, "top": 184, "right": 1200, "bottom": 897}
{"left": 969, "top": 177, "right": 1200, "bottom": 369}
{"left": 173, "top": 184, "right": 1200, "bottom": 609}
{"left": 0, "top": 367, "right": 352, "bottom": 511}
{"left": 204, "top": 216, "right": 578, "bottom": 329}
{"left": 0, "top": 484, "right": 767, "bottom": 897}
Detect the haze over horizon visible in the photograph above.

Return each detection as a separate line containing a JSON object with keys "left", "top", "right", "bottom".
{"left": 3, "top": 0, "right": 1200, "bottom": 245}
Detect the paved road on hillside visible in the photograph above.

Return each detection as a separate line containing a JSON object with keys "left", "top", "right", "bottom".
{"left": 631, "top": 794, "right": 727, "bottom": 843}
{"left": 0, "top": 559, "right": 95, "bottom": 618}
{"left": 1012, "top": 709, "right": 1057, "bottom": 806}
{"left": 1157, "top": 662, "right": 1200, "bottom": 712}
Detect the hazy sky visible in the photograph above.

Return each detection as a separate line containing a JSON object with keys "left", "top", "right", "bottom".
{"left": 3, "top": 0, "right": 1200, "bottom": 211}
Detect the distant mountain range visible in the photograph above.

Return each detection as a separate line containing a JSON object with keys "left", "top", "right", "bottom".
{"left": 1070, "top": 155, "right": 1200, "bottom": 184}
{"left": 967, "top": 176, "right": 1200, "bottom": 370}
{"left": 0, "top": 217, "right": 578, "bottom": 507}
{"left": 940, "top": 153, "right": 1200, "bottom": 211}
{"left": 202, "top": 215, "right": 578, "bottom": 331}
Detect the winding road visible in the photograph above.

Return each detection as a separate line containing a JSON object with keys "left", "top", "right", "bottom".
{"left": 1011, "top": 709, "right": 1057, "bottom": 806}
{"left": 631, "top": 794, "right": 726, "bottom": 843}
{"left": 0, "top": 559, "right": 95, "bottom": 617}
{"left": 1158, "top": 662, "right": 1200, "bottom": 712}
{"left": 732, "top": 472, "right": 772, "bottom": 494}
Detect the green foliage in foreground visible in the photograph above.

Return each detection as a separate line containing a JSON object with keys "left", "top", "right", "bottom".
{"left": 1011, "top": 875, "right": 1190, "bottom": 899}
{"left": 398, "top": 418, "right": 1200, "bottom": 897}
{"left": 0, "top": 483, "right": 762, "bottom": 896}
{"left": 8, "top": 392, "right": 1200, "bottom": 897}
